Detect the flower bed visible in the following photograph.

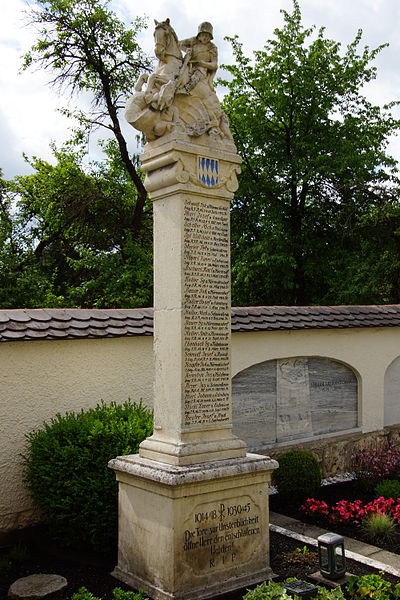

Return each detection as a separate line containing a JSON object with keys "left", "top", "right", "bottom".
{"left": 270, "top": 479, "right": 400, "bottom": 553}
{"left": 301, "top": 496, "right": 400, "bottom": 525}
{"left": 271, "top": 445, "right": 400, "bottom": 554}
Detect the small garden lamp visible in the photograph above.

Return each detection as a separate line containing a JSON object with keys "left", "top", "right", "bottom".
{"left": 317, "top": 532, "right": 346, "bottom": 580}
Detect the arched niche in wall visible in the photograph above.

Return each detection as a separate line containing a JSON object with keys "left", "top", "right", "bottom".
{"left": 384, "top": 356, "right": 400, "bottom": 426}
{"left": 232, "top": 357, "right": 358, "bottom": 452}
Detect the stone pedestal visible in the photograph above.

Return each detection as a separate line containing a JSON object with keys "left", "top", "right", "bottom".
{"left": 110, "top": 132, "right": 278, "bottom": 600}
{"left": 109, "top": 454, "right": 277, "bottom": 600}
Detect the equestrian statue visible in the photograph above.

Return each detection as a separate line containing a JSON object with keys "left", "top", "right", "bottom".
{"left": 125, "top": 19, "right": 233, "bottom": 141}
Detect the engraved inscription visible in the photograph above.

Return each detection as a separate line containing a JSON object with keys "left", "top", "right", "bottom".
{"left": 232, "top": 357, "right": 358, "bottom": 449}
{"left": 183, "top": 199, "right": 230, "bottom": 428}
{"left": 308, "top": 357, "right": 358, "bottom": 433}
{"left": 232, "top": 361, "right": 276, "bottom": 447}
{"left": 182, "top": 497, "right": 261, "bottom": 572}
{"left": 276, "top": 358, "right": 312, "bottom": 440}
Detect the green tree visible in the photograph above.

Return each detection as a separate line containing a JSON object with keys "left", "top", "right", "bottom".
{"left": 0, "top": 144, "right": 152, "bottom": 308}
{"left": 221, "top": 0, "right": 400, "bottom": 306}
{"left": 323, "top": 185, "right": 400, "bottom": 304}
{"left": 0, "top": 170, "right": 55, "bottom": 308}
{"left": 2, "top": 0, "right": 156, "bottom": 309}
{"left": 23, "top": 0, "right": 151, "bottom": 238}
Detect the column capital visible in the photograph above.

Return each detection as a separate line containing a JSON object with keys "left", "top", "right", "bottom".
{"left": 141, "top": 134, "right": 242, "bottom": 200}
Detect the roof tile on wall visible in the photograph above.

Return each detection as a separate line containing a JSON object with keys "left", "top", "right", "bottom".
{"left": 1, "top": 305, "right": 400, "bottom": 341}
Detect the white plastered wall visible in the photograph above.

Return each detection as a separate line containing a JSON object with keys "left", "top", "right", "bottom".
{"left": 231, "top": 327, "right": 400, "bottom": 434}
{"left": 0, "top": 336, "right": 153, "bottom": 534}
{"left": 1, "top": 326, "right": 400, "bottom": 534}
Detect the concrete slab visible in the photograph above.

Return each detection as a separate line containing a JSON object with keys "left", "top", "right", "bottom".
{"left": 366, "top": 550, "right": 400, "bottom": 570}
{"left": 342, "top": 538, "right": 382, "bottom": 556}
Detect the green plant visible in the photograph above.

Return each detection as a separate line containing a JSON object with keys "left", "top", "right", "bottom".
{"left": 72, "top": 589, "right": 99, "bottom": 600}
{"left": 347, "top": 572, "right": 394, "bottom": 600}
{"left": 243, "top": 580, "right": 344, "bottom": 600}
{"left": 316, "top": 588, "right": 345, "bottom": 600}
{"left": 72, "top": 588, "right": 148, "bottom": 600}
{"left": 374, "top": 480, "right": 400, "bottom": 500}
{"left": 71, "top": 587, "right": 147, "bottom": 600}
{"left": 351, "top": 446, "right": 400, "bottom": 492}
{"left": 272, "top": 450, "right": 321, "bottom": 504}
{"left": 361, "top": 513, "right": 396, "bottom": 541}
{"left": 279, "top": 546, "right": 318, "bottom": 568}
{"left": 113, "top": 590, "right": 148, "bottom": 600}
{"left": 23, "top": 400, "right": 153, "bottom": 554}
{"left": 294, "top": 545, "right": 310, "bottom": 554}
{"left": 243, "top": 580, "right": 293, "bottom": 600}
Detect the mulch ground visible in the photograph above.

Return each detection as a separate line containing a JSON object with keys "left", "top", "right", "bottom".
{"left": 1, "top": 480, "right": 399, "bottom": 600}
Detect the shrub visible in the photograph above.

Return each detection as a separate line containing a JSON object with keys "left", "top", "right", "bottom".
{"left": 272, "top": 450, "right": 321, "bottom": 504}
{"left": 23, "top": 400, "right": 153, "bottom": 554}
{"left": 361, "top": 513, "right": 396, "bottom": 542}
{"left": 351, "top": 445, "right": 400, "bottom": 491}
{"left": 375, "top": 479, "right": 400, "bottom": 500}
{"left": 346, "top": 573, "right": 400, "bottom": 600}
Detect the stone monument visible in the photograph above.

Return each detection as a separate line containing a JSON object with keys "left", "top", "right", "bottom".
{"left": 109, "top": 19, "right": 277, "bottom": 600}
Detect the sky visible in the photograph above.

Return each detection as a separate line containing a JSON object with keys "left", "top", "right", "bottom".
{"left": 1, "top": 0, "right": 400, "bottom": 179}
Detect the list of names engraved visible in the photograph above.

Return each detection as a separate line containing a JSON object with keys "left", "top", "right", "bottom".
{"left": 183, "top": 198, "right": 230, "bottom": 428}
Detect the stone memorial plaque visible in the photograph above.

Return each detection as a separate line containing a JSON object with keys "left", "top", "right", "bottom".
{"left": 276, "top": 358, "right": 312, "bottom": 440}
{"left": 384, "top": 356, "right": 400, "bottom": 426}
{"left": 232, "top": 362, "right": 276, "bottom": 447}
{"left": 308, "top": 357, "right": 358, "bottom": 434}
{"left": 232, "top": 357, "right": 358, "bottom": 448}
{"left": 183, "top": 198, "right": 231, "bottom": 429}
{"left": 182, "top": 494, "right": 262, "bottom": 573}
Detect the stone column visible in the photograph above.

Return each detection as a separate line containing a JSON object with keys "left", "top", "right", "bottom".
{"left": 109, "top": 132, "right": 278, "bottom": 600}
{"left": 139, "top": 134, "right": 246, "bottom": 465}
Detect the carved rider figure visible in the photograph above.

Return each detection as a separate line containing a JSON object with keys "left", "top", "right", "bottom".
{"left": 125, "top": 19, "right": 233, "bottom": 142}
{"left": 177, "top": 22, "right": 217, "bottom": 95}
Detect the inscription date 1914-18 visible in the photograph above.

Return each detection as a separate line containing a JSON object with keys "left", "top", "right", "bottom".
{"left": 183, "top": 501, "right": 261, "bottom": 569}
{"left": 194, "top": 501, "right": 251, "bottom": 523}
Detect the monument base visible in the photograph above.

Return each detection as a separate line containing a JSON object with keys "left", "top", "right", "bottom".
{"left": 139, "top": 429, "right": 247, "bottom": 466}
{"left": 109, "top": 453, "right": 278, "bottom": 600}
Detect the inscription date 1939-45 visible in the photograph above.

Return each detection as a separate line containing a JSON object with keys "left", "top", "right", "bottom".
{"left": 194, "top": 501, "right": 251, "bottom": 523}
{"left": 183, "top": 501, "right": 261, "bottom": 569}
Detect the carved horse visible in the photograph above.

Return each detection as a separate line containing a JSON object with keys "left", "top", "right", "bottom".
{"left": 149, "top": 20, "right": 219, "bottom": 120}
{"left": 145, "top": 19, "right": 183, "bottom": 109}
{"left": 129, "top": 19, "right": 233, "bottom": 139}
